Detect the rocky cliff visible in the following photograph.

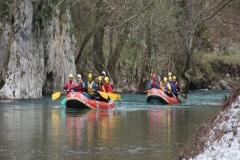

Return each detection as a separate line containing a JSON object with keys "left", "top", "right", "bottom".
{"left": 0, "top": 0, "right": 76, "bottom": 99}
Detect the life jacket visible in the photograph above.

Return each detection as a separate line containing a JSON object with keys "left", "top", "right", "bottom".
{"left": 88, "top": 81, "right": 95, "bottom": 95}
{"left": 150, "top": 80, "right": 159, "bottom": 89}
{"left": 174, "top": 81, "right": 179, "bottom": 91}
{"left": 100, "top": 86, "right": 105, "bottom": 92}
{"left": 163, "top": 82, "right": 171, "bottom": 94}
{"left": 170, "top": 81, "right": 176, "bottom": 92}
{"left": 104, "top": 83, "right": 113, "bottom": 93}
{"left": 76, "top": 81, "right": 84, "bottom": 92}
{"left": 96, "top": 82, "right": 106, "bottom": 92}
{"left": 152, "top": 81, "right": 156, "bottom": 88}
{"left": 159, "top": 81, "right": 164, "bottom": 90}
{"left": 64, "top": 81, "right": 75, "bottom": 94}
{"left": 64, "top": 81, "right": 75, "bottom": 90}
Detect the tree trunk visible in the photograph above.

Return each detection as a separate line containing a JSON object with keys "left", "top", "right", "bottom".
{"left": 138, "top": 24, "right": 152, "bottom": 92}
{"left": 107, "top": 27, "right": 129, "bottom": 84}
{"left": 93, "top": 26, "right": 105, "bottom": 73}
{"left": 109, "top": 27, "right": 113, "bottom": 60}
{"left": 75, "top": 29, "right": 95, "bottom": 65}
{"left": 92, "top": 0, "right": 108, "bottom": 74}
{"left": 172, "top": 0, "right": 192, "bottom": 93}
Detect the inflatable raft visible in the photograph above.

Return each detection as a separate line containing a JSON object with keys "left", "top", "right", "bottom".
{"left": 66, "top": 92, "right": 114, "bottom": 109}
{"left": 146, "top": 88, "right": 180, "bottom": 104}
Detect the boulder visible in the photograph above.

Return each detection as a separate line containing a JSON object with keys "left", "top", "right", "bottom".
{"left": 220, "top": 79, "right": 230, "bottom": 90}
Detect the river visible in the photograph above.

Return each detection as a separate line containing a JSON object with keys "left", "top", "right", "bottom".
{"left": 0, "top": 90, "right": 228, "bottom": 160}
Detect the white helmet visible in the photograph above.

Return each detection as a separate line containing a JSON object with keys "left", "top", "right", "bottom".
{"left": 77, "top": 74, "right": 81, "bottom": 78}
{"left": 102, "top": 71, "right": 106, "bottom": 76}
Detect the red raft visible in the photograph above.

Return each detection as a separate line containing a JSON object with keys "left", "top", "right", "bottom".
{"left": 66, "top": 92, "right": 114, "bottom": 109}
{"left": 146, "top": 88, "right": 180, "bottom": 104}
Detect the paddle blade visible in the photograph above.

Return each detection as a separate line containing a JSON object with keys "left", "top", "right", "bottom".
{"left": 98, "top": 92, "right": 109, "bottom": 100}
{"left": 109, "top": 93, "right": 121, "bottom": 100}
{"left": 52, "top": 92, "right": 61, "bottom": 100}
{"left": 116, "top": 94, "right": 121, "bottom": 99}
{"left": 61, "top": 97, "right": 67, "bottom": 105}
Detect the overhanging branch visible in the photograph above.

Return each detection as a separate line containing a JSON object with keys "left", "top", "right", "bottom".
{"left": 110, "top": 0, "right": 155, "bottom": 29}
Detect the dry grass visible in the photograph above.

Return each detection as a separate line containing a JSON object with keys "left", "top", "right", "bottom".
{"left": 202, "top": 53, "right": 240, "bottom": 65}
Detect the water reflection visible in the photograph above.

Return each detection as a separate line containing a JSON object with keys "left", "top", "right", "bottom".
{"left": 65, "top": 110, "right": 119, "bottom": 148}
{"left": 148, "top": 108, "right": 188, "bottom": 146}
{"left": 0, "top": 97, "right": 220, "bottom": 160}
{"left": 62, "top": 108, "right": 191, "bottom": 159}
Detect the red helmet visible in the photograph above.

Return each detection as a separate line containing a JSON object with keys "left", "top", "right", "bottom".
{"left": 152, "top": 74, "right": 156, "bottom": 81}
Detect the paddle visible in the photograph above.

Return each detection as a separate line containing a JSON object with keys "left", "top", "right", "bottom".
{"left": 108, "top": 93, "right": 121, "bottom": 100}
{"left": 52, "top": 86, "right": 77, "bottom": 100}
{"left": 98, "top": 91, "right": 109, "bottom": 100}
{"left": 98, "top": 92, "right": 121, "bottom": 100}
{"left": 52, "top": 92, "right": 62, "bottom": 100}
{"left": 61, "top": 97, "right": 67, "bottom": 105}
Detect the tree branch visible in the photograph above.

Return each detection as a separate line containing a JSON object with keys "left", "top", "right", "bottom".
{"left": 110, "top": 0, "right": 155, "bottom": 29}
{"left": 216, "top": 16, "right": 240, "bottom": 29}
{"left": 75, "top": 29, "right": 96, "bottom": 64}
{"left": 174, "top": 0, "right": 233, "bottom": 32}
{"left": 52, "top": 0, "right": 65, "bottom": 13}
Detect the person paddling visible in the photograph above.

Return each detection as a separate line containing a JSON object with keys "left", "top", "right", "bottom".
{"left": 84, "top": 73, "right": 96, "bottom": 99}
{"left": 63, "top": 74, "right": 76, "bottom": 94}
{"left": 173, "top": 76, "right": 180, "bottom": 97}
{"left": 169, "top": 76, "right": 178, "bottom": 97}
{"left": 162, "top": 77, "right": 172, "bottom": 96}
{"left": 148, "top": 74, "right": 159, "bottom": 89}
{"left": 95, "top": 76, "right": 108, "bottom": 102}
{"left": 95, "top": 76, "right": 105, "bottom": 92}
{"left": 101, "top": 71, "right": 106, "bottom": 84}
{"left": 104, "top": 77, "right": 113, "bottom": 93}
{"left": 75, "top": 74, "right": 85, "bottom": 93}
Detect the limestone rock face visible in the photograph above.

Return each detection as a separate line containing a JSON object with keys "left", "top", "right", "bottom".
{"left": 0, "top": 1, "right": 76, "bottom": 99}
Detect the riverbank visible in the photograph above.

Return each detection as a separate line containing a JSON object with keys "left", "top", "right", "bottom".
{"left": 113, "top": 52, "right": 240, "bottom": 93}
{"left": 188, "top": 52, "right": 240, "bottom": 91}
{"left": 179, "top": 84, "right": 240, "bottom": 160}
{"left": 113, "top": 78, "right": 235, "bottom": 94}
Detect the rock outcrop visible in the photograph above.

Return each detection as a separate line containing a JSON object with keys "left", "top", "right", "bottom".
{"left": 0, "top": 1, "right": 76, "bottom": 99}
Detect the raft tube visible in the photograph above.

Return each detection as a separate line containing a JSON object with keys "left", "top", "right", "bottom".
{"left": 66, "top": 92, "right": 114, "bottom": 109}
{"left": 146, "top": 88, "right": 180, "bottom": 104}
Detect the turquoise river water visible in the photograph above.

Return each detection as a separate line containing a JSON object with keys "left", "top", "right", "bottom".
{"left": 0, "top": 90, "right": 228, "bottom": 160}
